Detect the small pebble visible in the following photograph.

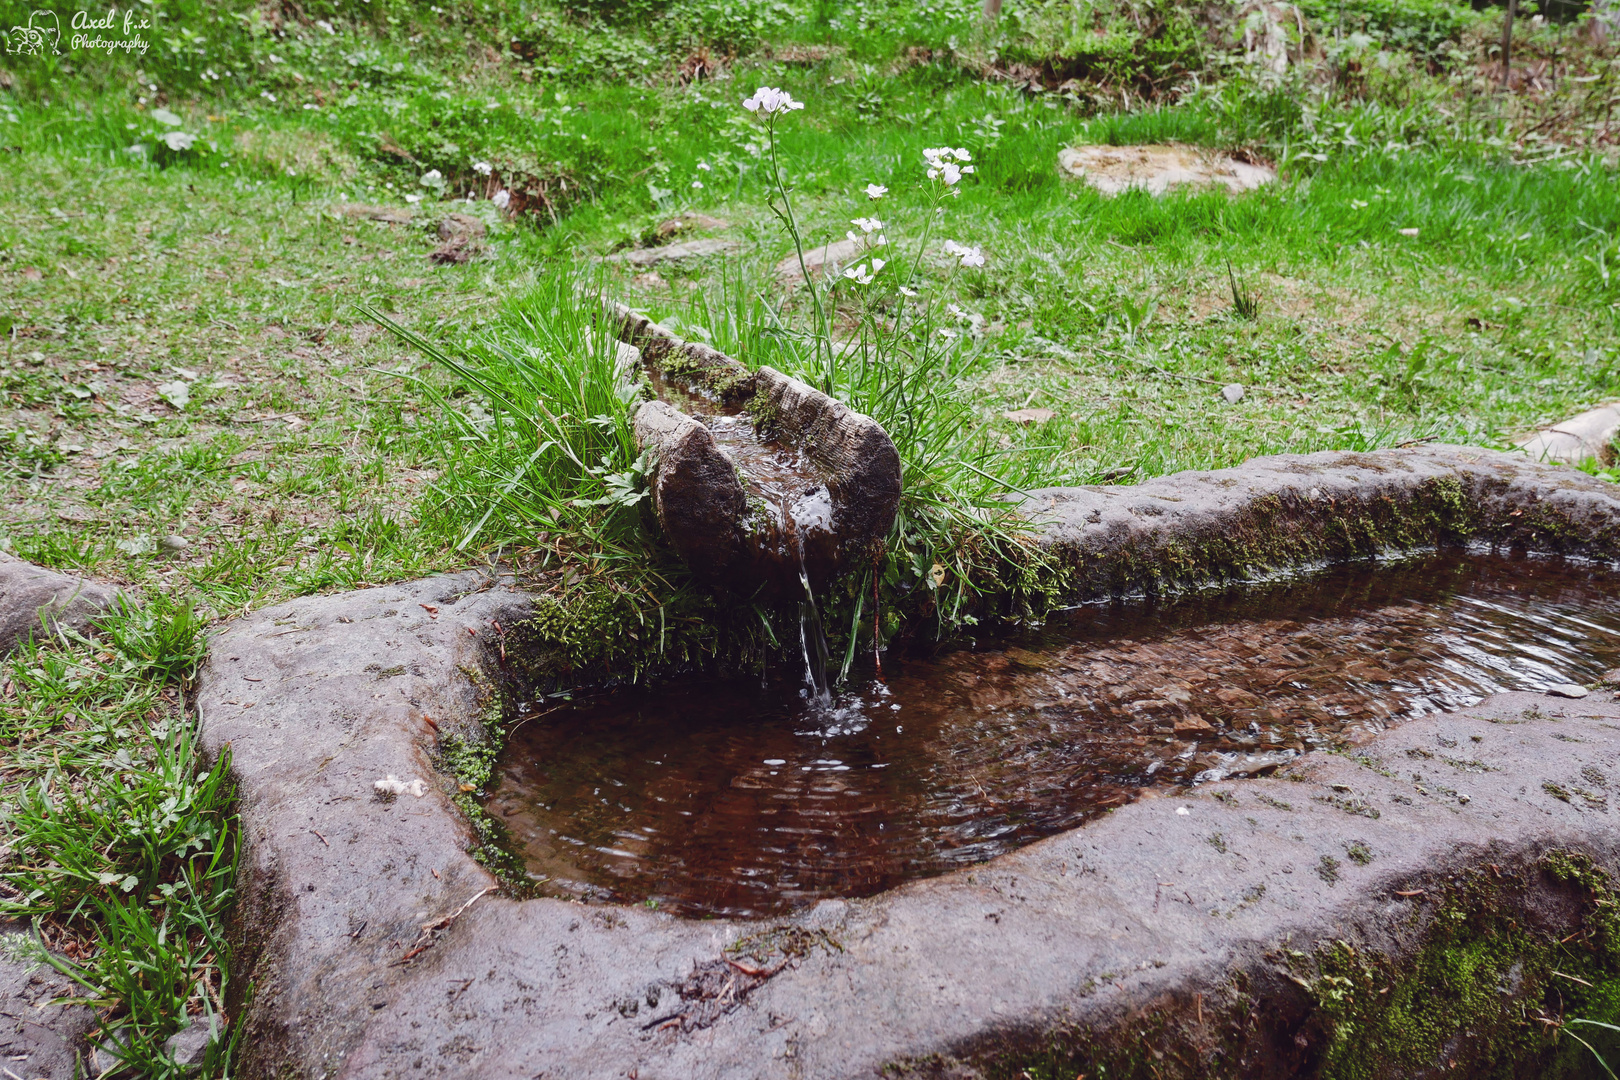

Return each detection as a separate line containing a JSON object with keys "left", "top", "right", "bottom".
{"left": 158, "top": 534, "right": 190, "bottom": 553}
{"left": 1220, "top": 383, "right": 1245, "bottom": 404}
{"left": 1547, "top": 683, "right": 1589, "bottom": 699}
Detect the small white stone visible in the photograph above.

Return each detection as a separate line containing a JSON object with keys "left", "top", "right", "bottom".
{"left": 1221, "top": 383, "right": 1245, "bottom": 404}
{"left": 158, "top": 534, "right": 190, "bottom": 552}
{"left": 1547, "top": 683, "right": 1589, "bottom": 699}
{"left": 1175, "top": 806, "right": 1191, "bottom": 816}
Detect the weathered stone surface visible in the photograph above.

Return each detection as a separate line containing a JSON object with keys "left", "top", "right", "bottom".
{"left": 197, "top": 571, "right": 535, "bottom": 1077}
{"left": 0, "top": 931, "right": 97, "bottom": 1078}
{"left": 1023, "top": 444, "right": 1620, "bottom": 600}
{"left": 0, "top": 553, "right": 123, "bottom": 654}
{"left": 1518, "top": 401, "right": 1620, "bottom": 465}
{"left": 632, "top": 399, "right": 747, "bottom": 576}
{"left": 205, "top": 565, "right": 1620, "bottom": 1079}
{"left": 1059, "top": 144, "right": 1275, "bottom": 196}
{"left": 751, "top": 364, "right": 902, "bottom": 581}
{"left": 775, "top": 237, "right": 861, "bottom": 281}
{"left": 611, "top": 305, "right": 901, "bottom": 591}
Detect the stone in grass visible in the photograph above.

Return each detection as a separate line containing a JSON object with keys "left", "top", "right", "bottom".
{"left": 165, "top": 1013, "right": 223, "bottom": 1066}
{"left": 1547, "top": 683, "right": 1590, "bottom": 699}
{"left": 159, "top": 534, "right": 191, "bottom": 554}
{"left": 1221, "top": 383, "right": 1246, "bottom": 404}
{"left": 1003, "top": 408, "right": 1056, "bottom": 425}
{"left": 1058, "top": 144, "right": 1274, "bottom": 197}
{"left": 0, "top": 930, "right": 98, "bottom": 1077}
{"left": 0, "top": 552, "right": 124, "bottom": 654}
{"left": 775, "top": 237, "right": 862, "bottom": 282}
{"left": 655, "top": 212, "right": 730, "bottom": 239}
{"left": 430, "top": 213, "right": 488, "bottom": 265}
{"left": 606, "top": 238, "right": 738, "bottom": 268}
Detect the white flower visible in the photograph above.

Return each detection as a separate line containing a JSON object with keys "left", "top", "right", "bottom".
{"left": 697, "top": 161, "right": 712, "bottom": 171}
{"left": 947, "top": 303, "right": 967, "bottom": 319}
{"left": 404, "top": 193, "right": 423, "bottom": 203}
{"left": 851, "top": 216, "right": 883, "bottom": 233}
{"left": 742, "top": 87, "right": 805, "bottom": 117}
{"left": 923, "top": 147, "right": 973, "bottom": 185}
{"left": 899, "top": 286, "right": 918, "bottom": 297}
{"left": 873, "top": 234, "right": 887, "bottom": 246}
{"left": 870, "top": 258, "right": 887, "bottom": 273}
{"left": 943, "top": 240, "right": 985, "bottom": 267}
{"left": 864, "top": 183, "right": 888, "bottom": 199}
{"left": 421, "top": 169, "right": 442, "bottom": 184}
{"left": 491, "top": 189, "right": 511, "bottom": 210}
{"left": 842, "top": 263, "right": 876, "bottom": 285}
{"left": 472, "top": 160, "right": 493, "bottom": 175}
{"left": 691, "top": 180, "right": 704, "bottom": 188}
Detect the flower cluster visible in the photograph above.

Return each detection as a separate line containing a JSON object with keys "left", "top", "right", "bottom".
{"left": 942, "top": 240, "right": 985, "bottom": 268}
{"left": 743, "top": 87, "right": 805, "bottom": 118}
{"left": 923, "top": 147, "right": 975, "bottom": 188}
{"left": 846, "top": 216, "right": 888, "bottom": 249}
{"left": 843, "top": 258, "right": 887, "bottom": 286}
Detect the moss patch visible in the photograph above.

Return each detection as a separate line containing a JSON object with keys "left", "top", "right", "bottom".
{"left": 887, "top": 849, "right": 1620, "bottom": 1080}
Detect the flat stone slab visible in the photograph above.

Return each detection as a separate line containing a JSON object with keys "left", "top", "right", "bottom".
{"left": 776, "top": 237, "right": 861, "bottom": 282}
{"left": 201, "top": 440, "right": 1620, "bottom": 1078}
{"left": 0, "top": 553, "right": 124, "bottom": 654}
{"left": 1517, "top": 401, "right": 1620, "bottom": 464}
{"left": 1023, "top": 444, "right": 1620, "bottom": 599}
{"left": 0, "top": 931, "right": 97, "bottom": 1078}
{"left": 1058, "top": 144, "right": 1275, "bottom": 196}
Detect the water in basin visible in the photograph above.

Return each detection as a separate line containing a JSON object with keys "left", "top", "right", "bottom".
{"left": 487, "top": 552, "right": 1620, "bottom": 918}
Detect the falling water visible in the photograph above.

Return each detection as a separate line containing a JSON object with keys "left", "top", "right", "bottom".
{"left": 787, "top": 498, "right": 833, "bottom": 704}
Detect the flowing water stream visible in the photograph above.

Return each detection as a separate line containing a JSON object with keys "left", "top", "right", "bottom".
{"left": 487, "top": 552, "right": 1620, "bottom": 918}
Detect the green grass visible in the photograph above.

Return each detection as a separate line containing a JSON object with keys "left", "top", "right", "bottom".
{"left": 0, "top": 601, "right": 238, "bottom": 1076}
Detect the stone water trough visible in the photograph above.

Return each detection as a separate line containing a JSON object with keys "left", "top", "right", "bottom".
{"left": 12, "top": 447, "right": 1620, "bottom": 1078}
{"left": 608, "top": 302, "right": 902, "bottom": 594}
{"left": 180, "top": 445, "right": 1620, "bottom": 1079}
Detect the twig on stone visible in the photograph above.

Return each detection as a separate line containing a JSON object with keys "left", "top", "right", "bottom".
{"left": 390, "top": 887, "right": 495, "bottom": 966}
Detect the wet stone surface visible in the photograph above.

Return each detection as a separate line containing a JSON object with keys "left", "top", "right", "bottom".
{"left": 489, "top": 551, "right": 1620, "bottom": 918}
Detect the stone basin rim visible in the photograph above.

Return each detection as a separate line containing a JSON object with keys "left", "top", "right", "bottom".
{"left": 194, "top": 443, "right": 1620, "bottom": 1079}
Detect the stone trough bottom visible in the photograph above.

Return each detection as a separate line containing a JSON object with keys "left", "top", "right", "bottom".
{"left": 8, "top": 445, "right": 1620, "bottom": 1076}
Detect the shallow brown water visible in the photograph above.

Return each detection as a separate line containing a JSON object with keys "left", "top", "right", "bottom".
{"left": 489, "top": 552, "right": 1620, "bottom": 918}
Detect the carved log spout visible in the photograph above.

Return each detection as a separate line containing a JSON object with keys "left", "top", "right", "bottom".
{"left": 608, "top": 303, "right": 901, "bottom": 595}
